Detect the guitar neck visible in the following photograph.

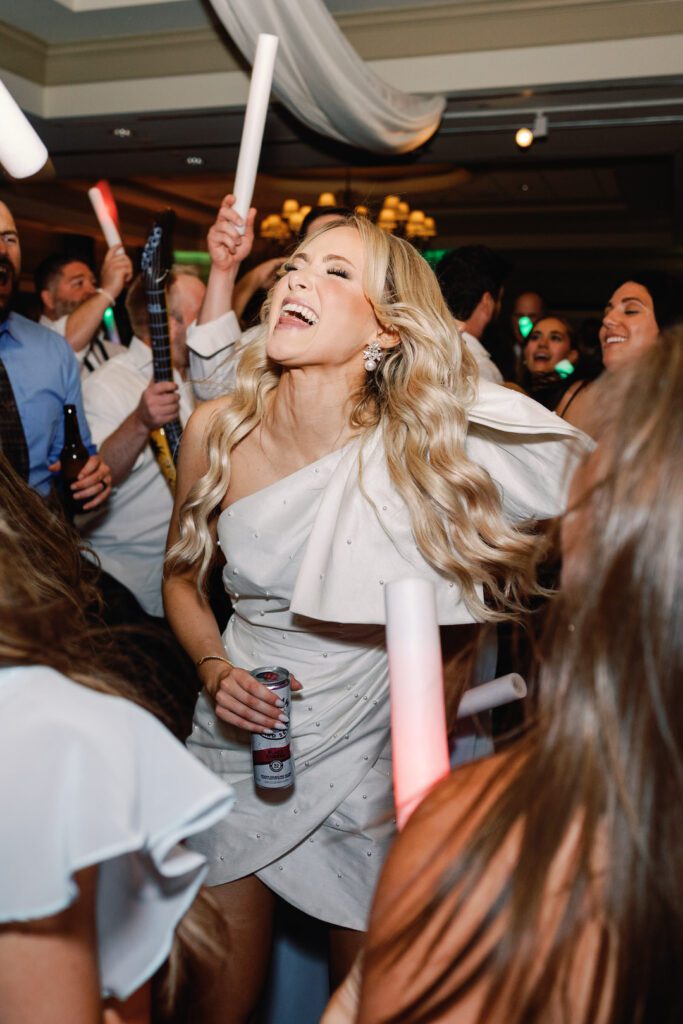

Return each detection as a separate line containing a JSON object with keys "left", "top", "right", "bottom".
{"left": 164, "top": 418, "right": 183, "bottom": 460}
{"left": 145, "top": 281, "right": 174, "bottom": 383}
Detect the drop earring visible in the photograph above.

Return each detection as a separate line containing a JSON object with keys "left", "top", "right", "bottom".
{"left": 363, "top": 340, "right": 384, "bottom": 372}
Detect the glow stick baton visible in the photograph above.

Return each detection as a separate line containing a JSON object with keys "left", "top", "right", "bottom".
{"left": 88, "top": 180, "right": 123, "bottom": 249}
{"left": 457, "top": 674, "right": 527, "bottom": 718}
{"left": 0, "top": 79, "right": 48, "bottom": 179}
{"left": 102, "top": 305, "right": 121, "bottom": 345}
{"left": 385, "top": 578, "right": 450, "bottom": 830}
{"left": 232, "top": 33, "right": 278, "bottom": 233}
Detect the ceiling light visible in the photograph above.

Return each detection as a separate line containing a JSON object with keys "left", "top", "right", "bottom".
{"left": 260, "top": 191, "right": 437, "bottom": 246}
{"left": 515, "top": 111, "right": 548, "bottom": 149}
{"left": 185, "top": 155, "right": 204, "bottom": 166}
{"left": 111, "top": 127, "right": 133, "bottom": 139}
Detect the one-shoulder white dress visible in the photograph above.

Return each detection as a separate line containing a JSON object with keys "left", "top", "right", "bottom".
{"left": 187, "top": 383, "right": 591, "bottom": 930}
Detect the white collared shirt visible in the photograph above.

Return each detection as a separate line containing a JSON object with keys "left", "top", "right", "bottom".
{"left": 460, "top": 329, "right": 504, "bottom": 384}
{"left": 39, "top": 312, "right": 123, "bottom": 377}
{"left": 81, "top": 336, "right": 195, "bottom": 616}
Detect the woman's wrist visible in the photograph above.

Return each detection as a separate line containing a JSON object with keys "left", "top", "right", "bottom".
{"left": 196, "top": 653, "right": 233, "bottom": 670}
{"left": 196, "top": 654, "right": 234, "bottom": 697}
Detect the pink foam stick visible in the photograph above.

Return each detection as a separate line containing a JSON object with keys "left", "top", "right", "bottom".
{"left": 88, "top": 180, "right": 122, "bottom": 248}
{"left": 385, "top": 578, "right": 450, "bottom": 830}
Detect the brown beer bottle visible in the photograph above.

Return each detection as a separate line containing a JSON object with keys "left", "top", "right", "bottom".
{"left": 60, "top": 404, "right": 89, "bottom": 516}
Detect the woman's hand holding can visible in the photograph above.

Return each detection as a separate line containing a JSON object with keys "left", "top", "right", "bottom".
{"left": 200, "top": 661, "right": 302, "bottom": 733}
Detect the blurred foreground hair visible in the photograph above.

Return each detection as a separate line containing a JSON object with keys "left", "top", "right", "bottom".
{"left": 365, "top": 326, "right": 683, "bottom": 1023}
{"left": 0, "top": 455, "right": 226, "bottom": 1013}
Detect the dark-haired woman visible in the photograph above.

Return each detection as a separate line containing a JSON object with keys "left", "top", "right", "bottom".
{"left": 561, "top": 274, "right": 683, "bottom": 436}
{"left": 521, "top": 314, "right": 598, "bottom": 418}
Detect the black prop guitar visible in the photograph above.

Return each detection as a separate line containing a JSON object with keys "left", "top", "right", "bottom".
{"left": 140, "top": 212, "right": 182, "bottom": 493}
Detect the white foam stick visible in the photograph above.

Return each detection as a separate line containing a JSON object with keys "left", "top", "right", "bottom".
{"left": 0, "top": 79, "right": 48, "bottom": 179}
{"left": 232, "top": 33, "right": 279, "bottom": 233}
{"left": 88, "top": 186, "right": 122, "bottom": 249}
{"left": 385, "top": 578, "right": 451, "bottom": 830}
{"left": 457, "top": 674, "right": 527, "bottom": 719}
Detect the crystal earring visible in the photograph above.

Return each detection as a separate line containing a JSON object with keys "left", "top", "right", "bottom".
{"left": 363, "top": 340, "right": 384, "bottom": 372}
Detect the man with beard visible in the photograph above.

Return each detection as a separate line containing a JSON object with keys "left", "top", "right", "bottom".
{"left": 35, "top": 245, "right": 132, "bottom": 376}
{"left": 0, "top": 201, "right": 111, "bottom": 507}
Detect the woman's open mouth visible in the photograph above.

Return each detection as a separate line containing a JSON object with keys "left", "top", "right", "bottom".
{"left": 277, "top": 302, "right": 319, "bottom": 329}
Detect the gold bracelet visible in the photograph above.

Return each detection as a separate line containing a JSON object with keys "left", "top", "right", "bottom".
{"left": 196, "top": 654, "right": 233, "bottom": 670}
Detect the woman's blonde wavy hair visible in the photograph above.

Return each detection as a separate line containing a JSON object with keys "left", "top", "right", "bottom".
{"left": 167, "top": 216, "right": 542, "bottom": 619}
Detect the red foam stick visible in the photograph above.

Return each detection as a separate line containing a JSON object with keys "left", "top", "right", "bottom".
{"left": 88, "top": 180, "right": 122, "bottom": 248}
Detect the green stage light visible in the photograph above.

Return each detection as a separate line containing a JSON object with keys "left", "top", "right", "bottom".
{"left": 173, "top": 250, "right": 211, "bottom": 266}
{"left": 422, "top": 248, "right": 449, "bottom": 269}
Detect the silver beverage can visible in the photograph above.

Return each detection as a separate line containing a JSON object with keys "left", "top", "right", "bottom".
{"left": 250, "top": 666, "right": 294, "bottom": 790}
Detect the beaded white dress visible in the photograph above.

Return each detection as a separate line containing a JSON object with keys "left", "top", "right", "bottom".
{"left": 186, "top": 382, "right": 590, "bottom": 930}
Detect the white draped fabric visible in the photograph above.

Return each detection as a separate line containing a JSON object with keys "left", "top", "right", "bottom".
{"left": 208, "top": 0, "right": 445, "bottom": 154}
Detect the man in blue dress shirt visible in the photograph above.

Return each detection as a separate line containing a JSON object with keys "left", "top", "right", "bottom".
{"left": 0, "top": 200, "right": 111, "bottom": 508}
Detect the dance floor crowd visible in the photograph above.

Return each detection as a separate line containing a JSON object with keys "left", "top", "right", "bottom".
{"left": 0, "top": 189, "right": 681, "bottom": 1024}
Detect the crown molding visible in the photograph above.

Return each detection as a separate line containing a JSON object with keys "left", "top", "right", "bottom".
{"left": 45, "top": 28, "right": 236, "bottom": 85}
{"left": 339, "top": 0, "right": 683, "bottom": 60}
{"left": 25, "top": 34, "right": 682, "bottom": 120}
{"left": 53, "top": 0, "right": 185, "bottom": 9}
{"left": 3, "top": 1, "right": 683, "bottom": 88}
{"left": 0, "top": 21, "right": 46, "bottom": 83}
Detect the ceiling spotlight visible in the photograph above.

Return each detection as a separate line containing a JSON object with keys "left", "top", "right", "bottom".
{"left": 515, "top": 111, "right": 548, "bottom": 149}
{"left": 185, "top": 155, "right": 204, "bottom": 166}
{"left": 111, "top": 127, "right": 133, "bottom": 139}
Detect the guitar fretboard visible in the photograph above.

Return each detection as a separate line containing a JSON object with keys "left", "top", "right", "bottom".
{"left": 145, "top": 281, "right": 174, "bottom": 384}
{"left": 142, "top": 254, "right": 182, "bottom": 462}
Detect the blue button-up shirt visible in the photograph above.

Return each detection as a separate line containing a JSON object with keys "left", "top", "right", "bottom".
{"left": 0, "top": 312, "right": 95, "bottom": 496}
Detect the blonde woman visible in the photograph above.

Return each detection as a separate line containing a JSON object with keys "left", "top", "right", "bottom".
{"left": 336, "top": 325, "right": 683, "bottom": 1024}
{"left": 164, "top": 213, "right": 587, "bottom": 1021}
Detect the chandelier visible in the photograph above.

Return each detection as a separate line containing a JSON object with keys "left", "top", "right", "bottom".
{"left": 260, "top": 192, "right": 437, "bottom": 245}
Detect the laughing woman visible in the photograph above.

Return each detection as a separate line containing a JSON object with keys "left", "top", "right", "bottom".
{"left": 163, "top": 212, "right": 588, "bottom": 1022}
{"left": 559, "top": 272, "right": 683, "bottom": 436}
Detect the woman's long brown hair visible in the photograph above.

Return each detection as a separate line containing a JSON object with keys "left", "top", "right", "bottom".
{"left": 0, "top": 456, "right": 226, "bottom": 1012}
{"left": 365, "top": 326, "right": 683, "bottom": 1022}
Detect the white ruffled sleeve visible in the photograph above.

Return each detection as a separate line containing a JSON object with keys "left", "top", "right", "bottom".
{"left": 0, "top": 665, "right": 233, "bottom": 999}
{"left": 290, "top": 385, "right": 592, "bottom": 626}
{"left": 188, "top": 316, "right": 261, "bottom": 400}
{"left": 466, "top": 381, "right": 593, "bottom": 520}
